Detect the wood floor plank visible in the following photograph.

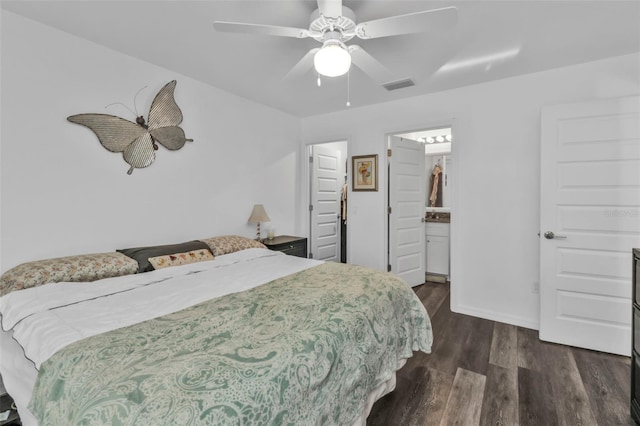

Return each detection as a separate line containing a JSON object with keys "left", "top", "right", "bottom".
{"left": 480, "top": 364, "right": 519, "bottom": 426}
{"left": 572, "top": 347, "right": 632, "bottom": 425}
{"left": 517, "top": 327, "right": 568, "bottom": 372}
{"left": 547, "top": 347, "right": 598, "bottom": 426}
{"left": 518, "top": 367, "right": 558, "bottom": 426}
{"left": 366, "top": 361, "right": 454, "bottom": 426}
{"left": 516, "top": 326, "right": 546, "bottom": 371}
{"left": 489, "top": 322, "right": 518, "bottom": 370}
{"left": 439, "top": 368, "right": 486, "bottom": 426}
{"left": 517, "top": 327, "right": 597, "bottom": 425}
{"left": 428, "top": 293, "right": 455, "bottom": 344}
{"left": 424, "top": 295, "right": 470, "bottom": 376}
{"left": 405, "top": 366, "right": 455, "bottom": 426}
{"left": 459, "top": 315, "right": 494, "bottom": 376}
{"left": 426, "top": 293, "right": 492, "bottom": 377}
{"left": 415, "top": 282, "right": 449, "bottom": 319}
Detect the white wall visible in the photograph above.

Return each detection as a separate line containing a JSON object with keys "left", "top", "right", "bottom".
{"left": 0, "top": 12, "right": 302, "bottom": 272}
{"left": 301, "top": 53, "right": 640, "bottom": 328}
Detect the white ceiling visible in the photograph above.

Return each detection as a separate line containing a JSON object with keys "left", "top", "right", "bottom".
{"left": 3, "top": 1, "right": 639, "bottom": 118}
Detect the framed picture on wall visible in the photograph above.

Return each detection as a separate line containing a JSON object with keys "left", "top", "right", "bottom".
{"left": 352, "top": 154, "right": 378, "bottom": 191}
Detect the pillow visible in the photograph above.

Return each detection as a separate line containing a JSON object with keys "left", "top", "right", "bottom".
{"left": 117, "top": 240, "right": 212, "bottom": 273}
{"left": 199, "top": 235, "right": 266, "bottom": 256}
{"left": 0, "top": 252, "right": 139, "bottom": 297}
{"left": 148, "top": 249, "right": 215, "bottom": 270}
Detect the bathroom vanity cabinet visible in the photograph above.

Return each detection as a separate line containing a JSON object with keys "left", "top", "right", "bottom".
{"left": 425, "top": 222, "right": 449, "bottom": 278}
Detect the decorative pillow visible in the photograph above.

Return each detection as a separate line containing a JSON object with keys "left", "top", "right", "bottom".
{"left": 0, "top": 252, "right": 139, "bottom": 297}
{"left": 117, "top": 241, "right": 211, "bottom": 273}
{"left": 199, "top": 235, "right": 266, "bottom": 256}
{"left": 148, "top": 249, "right": 215, "bottom": 270}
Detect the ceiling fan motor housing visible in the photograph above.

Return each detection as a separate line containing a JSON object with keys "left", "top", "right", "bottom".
{"left": 309, "top": 6, "right": 356, "bottom": 42}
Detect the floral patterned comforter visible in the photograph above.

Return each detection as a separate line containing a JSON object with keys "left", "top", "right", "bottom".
{"left": 29, "top": 262, "right": 432, "bottom": 425}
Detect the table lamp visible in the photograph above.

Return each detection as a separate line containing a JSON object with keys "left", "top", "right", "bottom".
{"left": 248, "top": 204, "right": 270, "bottom": 241}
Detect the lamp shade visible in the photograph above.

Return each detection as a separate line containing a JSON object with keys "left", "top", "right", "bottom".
{"left": 314, "top": 40, "right": 351, "bottom": 77}
{"left": 248, "top": 204, "right": 270, "bottom": 223}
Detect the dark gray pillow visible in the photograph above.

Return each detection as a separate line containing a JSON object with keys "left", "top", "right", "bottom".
{"left": 117, "top": 240, "right": 211, "bottom": 273}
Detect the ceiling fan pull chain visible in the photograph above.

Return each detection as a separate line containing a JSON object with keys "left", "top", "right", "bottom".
{"left": 346, "top": 70, "right": 351, "bottom": 107}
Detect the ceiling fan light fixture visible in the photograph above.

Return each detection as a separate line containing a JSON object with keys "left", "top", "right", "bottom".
{"left": 314, "top": 40, "right": 351, "bottom": 77}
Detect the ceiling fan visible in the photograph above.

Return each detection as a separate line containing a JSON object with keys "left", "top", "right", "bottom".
{"left": 213, "top": 0, "right": 457, "bottom": 86}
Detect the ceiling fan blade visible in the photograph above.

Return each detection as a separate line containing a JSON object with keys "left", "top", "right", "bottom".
{"left": 284, "top": 48, "right": 320, "bottom": 80}
{"left": 213, "top": 21, "right": 310, "bottom": 38}
{"left": 355, "top": 6, "right": 458, "bottom": 39}
{"left": 348, "top": 45, "right": 394, "bottom": 85}
{"left": 317, "top": 0, "right": 343, "bottom": 19}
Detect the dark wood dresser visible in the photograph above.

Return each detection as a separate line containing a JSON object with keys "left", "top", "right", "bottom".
{"left": 632, "top": 248, "right": 640, "bottom": 424}
{"left": 262, "top": 235, "right": 307, "bottom": 258}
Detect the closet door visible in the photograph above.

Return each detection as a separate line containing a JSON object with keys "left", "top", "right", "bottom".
{"left": 310, "top": 144, "right": 341, "bottom": 262}
{"left": 540, "top": 96, "right": 640, "bottom": 356}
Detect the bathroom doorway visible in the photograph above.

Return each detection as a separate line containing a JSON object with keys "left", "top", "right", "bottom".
{"left": 387, "top": 125, "right": 453, "bottom": 284}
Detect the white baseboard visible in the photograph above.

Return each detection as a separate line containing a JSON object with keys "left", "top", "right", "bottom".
{"left": 451, "top": 303, "right": 539, "bottom": 330}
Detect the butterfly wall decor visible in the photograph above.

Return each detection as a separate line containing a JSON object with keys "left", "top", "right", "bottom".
{"left": 68, "top": 80, "right": 193, "bottom": 175}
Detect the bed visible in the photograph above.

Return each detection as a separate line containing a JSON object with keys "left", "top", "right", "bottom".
{"left": 0, "top": 235, "right": 432, "bottom": 425}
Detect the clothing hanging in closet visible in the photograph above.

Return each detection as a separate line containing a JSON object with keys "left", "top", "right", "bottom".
{"left": 430, "top": 163, "right": 443, "bottom": 207}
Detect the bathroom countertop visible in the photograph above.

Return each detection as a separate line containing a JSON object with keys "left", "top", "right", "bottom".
{"left": 425, "top": 212, "right": 450, "bottom": 223}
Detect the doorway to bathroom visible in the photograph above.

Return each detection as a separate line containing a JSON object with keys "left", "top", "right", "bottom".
{"left": 387, "top": 125, "right": 453, "bottom": 286}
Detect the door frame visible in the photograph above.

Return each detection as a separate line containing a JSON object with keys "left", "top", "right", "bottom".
{"left": 303, "top": 139, "right": 349, "bottom": 261}
{"left": 384, "top": 119, "right": 458, "bottom": 292}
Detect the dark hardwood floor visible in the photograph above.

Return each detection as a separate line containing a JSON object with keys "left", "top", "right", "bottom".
{"left": 367, "top": 281, "right": 633, "bottom": 426}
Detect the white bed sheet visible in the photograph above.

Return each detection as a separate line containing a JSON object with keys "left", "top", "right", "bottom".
{"left": 0, "top": 328, "right": 39, "bottom": 426}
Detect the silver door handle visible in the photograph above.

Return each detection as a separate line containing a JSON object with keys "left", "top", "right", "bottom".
{"left": 544, "top": 231, "right": 567, "bottom": 240}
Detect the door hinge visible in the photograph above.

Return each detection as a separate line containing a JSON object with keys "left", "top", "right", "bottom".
{"left": 309, "top": 252, "right": 313, "bottom": 259}
{"left": 387, "top": 264, "right": 392, "bottom": 272}
{"left": 387, "top": 149, "right": 392, "bottom": 157}
{"left": 309, "top": 204, "right": 314, "bottom": 212}
{"left": 388, "top": 206, "right": 392, "bottom": 214}
{"left": 309, "top": 155, "right": 313, "bottom": 163}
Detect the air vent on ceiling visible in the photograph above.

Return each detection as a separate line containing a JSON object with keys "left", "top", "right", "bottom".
{"left": 382, "top": 78, "right": 415, "bottom": 91}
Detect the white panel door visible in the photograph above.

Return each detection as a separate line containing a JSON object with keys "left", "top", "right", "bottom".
{"left": 540, "top": 96, "right": 640, "bottom": 356}
{"left": 311, "top": 144, "right": 341, "bottom": 261}
{"left": 389, "top": 136, "right": 426, "bottom": 286}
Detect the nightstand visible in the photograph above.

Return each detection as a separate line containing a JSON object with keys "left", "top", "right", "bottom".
{"left": 262, "top": 235, "right": 307, "bottom": 258}
{"left": 0, "top": 394, "right": 20, "bottom": 426}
